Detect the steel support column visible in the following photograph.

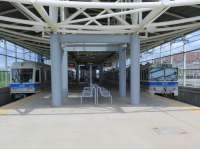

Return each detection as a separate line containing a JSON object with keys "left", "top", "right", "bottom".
{"left": 76, "top": 64, "right": 80, "bottom": 82}
{"left": 4, "top": 40, "right": 8, "bottom": 70}
{"left": 130, "top": 35, "right": 140, "bottom": 105}
{"left": 92, "top": 68, "right": 96, "bottom": 82}
{"left": 119, "top": 49, "right": 126, "bottom": 97}
{"left": 89, "top": 64, "right": 93, "bottom": 86}
{"left": 99, "top": 64, "right": 103, "bottom": 82}
{"left": 50, "top": 33, "right": 62, "bottom": 106}
{"left": 183, "top": 39, "right": 187, "bottom": 86}
{"left": 62, "top": 50, "right": 68, "bottom": 97}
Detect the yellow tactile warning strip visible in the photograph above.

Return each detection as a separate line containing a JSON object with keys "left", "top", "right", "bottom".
{"left": 192, "top": 108, "right": 200, "bottom": 114}
{"left": 0, "top": 109, "right": 8, "bottom": 115}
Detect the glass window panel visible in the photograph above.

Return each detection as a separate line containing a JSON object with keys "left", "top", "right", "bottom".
{"left": 153, "top": 58, "right": 161, "bottom": 65}
{"left": 172, "top": 53, "right": 184, "bottom": 69}
{"left": 24, "top": 52, "right": 30, "bottom": 60}
{"left": 0, "top": 46, "right": 4, "bottom": 55}
{"left": 0, "top": 40, "right": 4, "bottom": 48}
{"left": 186, "top": 50, "right": 200, "bottom": 69}
{"left": 31, "top": 53, "right": 36, "bottom": 61}
{"left": 186, "top": 34, "right": 200, "bottom": 43}
{"left": 185, "top": 40, "right": 200, "bottom": 52}
{"left": 7, "top": 56, "right": 16, "bottom": 69}
{"left": 7, "top": 49, "right": 15, "bottom": 57}
{"left": 171, "top": 41, "right": 184, "bottom": 55}
{"left": 17, "top": 47, "right": 24, "bottom": 59}
{"left": 6, "top": 42, "right": 16, "bottom": 57}
{"left": 185, "top": 30, "right": 200, "bottom": 39}
{"left": 0, "top": 55, "right": 5, "bottom": 69}
{"left": 161, "top": 42, "right": 170, "bottom": 57}
{"left": 162, "top": 56, "right": 171, "bottom": 64}
{"left": 152, "top": 46, "right": 161, "bottom": 59}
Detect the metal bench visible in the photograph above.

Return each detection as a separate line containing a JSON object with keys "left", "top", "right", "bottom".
{"left": 80, "top": 86, "right": 95, "bottom": 104}
{"left": 98, "top": 87, "right": 112, "bottom": 104}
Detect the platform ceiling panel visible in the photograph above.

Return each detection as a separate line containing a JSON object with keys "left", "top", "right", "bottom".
{"left": 0, "top": 0, "right": 200, "bottom": 62}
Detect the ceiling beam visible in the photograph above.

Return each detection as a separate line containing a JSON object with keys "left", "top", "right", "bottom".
{"left": 165, "top": 12, "right": 185, "bottom": 19}
{"left": 12, "top": 3, "right": 44, "bottom": 22}
{"left": 2, "top": 0, "right": 200, "bottom": 9}
{"left": 61, "top": 34, "right": 130, "bottom": 43}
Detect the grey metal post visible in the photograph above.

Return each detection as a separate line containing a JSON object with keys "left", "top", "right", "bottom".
{"left": 93, "top": 68, "right": 96, "bottom": 80}
{"left": 50, "top": 33, "right": 62, "bottom": 106}
{"left": 4, "top": 40, "right": 7, "bottom": 70}
{"left": 99, "top": 64, "right": 103, "bottom": 81}
{"left": 160, "top": 45, "right": 162, "bottom": 64}
{"left": 76, "top": 63, "right": 79, "bottom": 82}
{"left": 183, "top": 39, "right": 187, "bottom": 87}
{"left": 14, "top": 44, "right": 17, "bottom": 62}
{"left": 170, "top": 42, "right": 173, "bottom": 64}
{"left": 62, "top": 50, "right": 68, "bottom": 97}
{"left": 89, "top": 64, "right": 93, "bottom": 86}
{"left": 23, "top": 48, "right": 25, "bottom": 60}
{"left": 130, "top": 35, "right": 140, "bottom": 105}
{"left": 119, "top": 49, "right": 126, "bottom": 97}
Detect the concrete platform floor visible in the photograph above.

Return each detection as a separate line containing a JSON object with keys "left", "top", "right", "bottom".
{"left": 1, "top": 91, "right": 200, "bottom": 149}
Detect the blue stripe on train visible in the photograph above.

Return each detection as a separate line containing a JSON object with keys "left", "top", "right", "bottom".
{"left": 142, "top": 82, "right": 178, "bottom": 87}
{"left": 10, "top": 83, "right": 40, "bottom": 90}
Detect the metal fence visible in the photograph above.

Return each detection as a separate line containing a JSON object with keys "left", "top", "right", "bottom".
{"left": 178, "top": 69, "right": 200, "bottom": 88}
{"left": 0, "top": 71, "right": 10, "bottom": 88}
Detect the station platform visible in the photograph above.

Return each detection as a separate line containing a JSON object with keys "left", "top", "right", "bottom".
{"left": 1, "top": 91, "right": 200, "bottom": 149}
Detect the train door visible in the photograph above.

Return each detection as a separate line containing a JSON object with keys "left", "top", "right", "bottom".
{"left": 34, "top": 68, "right": 41, "bottom": 92}
{"left": 35, "top": 69, "right": 40, "bottom": 83}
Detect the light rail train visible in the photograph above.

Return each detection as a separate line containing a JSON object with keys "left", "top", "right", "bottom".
{"left": 10, "top": 62, "right": 51, "bottom": 98}
{"left": 102, "top": 63, "right": 178, "bottom": 96}
{"left": 140, "top": 64, "right": 178, "bottom": 96}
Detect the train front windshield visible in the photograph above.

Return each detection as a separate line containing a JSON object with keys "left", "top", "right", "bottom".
{"left": 11, "top": 69, "right": 33, "bottom": 83}
{"left": 150, "top": 68, "right": 178, "bottom": 81}
{"left": 165, "top": 68, "right": 178, "bottom": 81}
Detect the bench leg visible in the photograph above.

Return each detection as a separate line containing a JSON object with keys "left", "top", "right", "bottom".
{"left": 81, "top": 97, "right": 83, "bottom": 104}
{"left": 96, "top": 94, "right": 98, "bottom": 105}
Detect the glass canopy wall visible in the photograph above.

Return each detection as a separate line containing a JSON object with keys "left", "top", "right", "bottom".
{"left": 0, "top": 39, "right": 48, "bottom": 88}
{"left": 140, "top": 30, "right": 200, "bottom": 88}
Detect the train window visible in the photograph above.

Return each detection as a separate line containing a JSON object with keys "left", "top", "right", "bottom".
{"left": 35, "top": 70, "right": 40, "bottom": 82}
{"left": 150, "top": 68, "right": 164, "bottom": 81}
{"left": 11, "top": 69, "right": 33, "bottom": 83}
{"left": 165, "top": 68, "right": 178, "bottom": 81}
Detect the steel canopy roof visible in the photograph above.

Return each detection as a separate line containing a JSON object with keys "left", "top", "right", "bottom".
{"left": 0, "top": 0, "right": 200, "bottom": 63}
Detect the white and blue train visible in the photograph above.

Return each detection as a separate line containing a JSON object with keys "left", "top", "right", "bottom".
{"left": 10, "top": 62, "right": 51, "bottom": 98}
{"left": 140, "top": 63, "right": 178, "bottom": 96}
